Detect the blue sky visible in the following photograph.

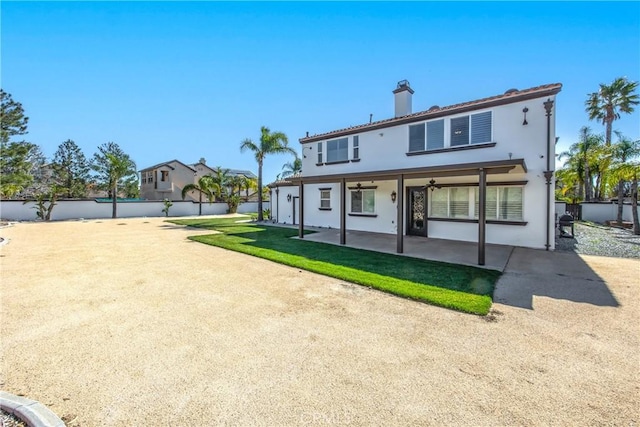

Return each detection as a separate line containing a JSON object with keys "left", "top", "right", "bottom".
{"left": 2, "top": 1, "right": 639, "bottom": 184}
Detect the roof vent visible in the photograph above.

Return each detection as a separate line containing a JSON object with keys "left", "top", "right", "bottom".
{"left": 505, "top": 88, "right": 519, "bottom": 95}
{"left": 428, "top": 105, "right": 440, "bottom": 111}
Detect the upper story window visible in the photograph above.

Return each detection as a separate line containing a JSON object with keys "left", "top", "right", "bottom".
{"left": 351, "top": 189, "right": 375, "bottom": 214}
{"left": 451, "top": 111, "right": 492, "bottom": 146}
{"left": 326, "top": 137, "right": 348, "bottom": 163}
{"left": 409, "top": 119, "right": 445, "bottom": 152}
{"left": 317, "top": 142, "right": 323, "bottom": 164}
{"left": 353, "top": 135, "right": 359, "bottom": 160}
{"left": 147, "top": 171, "right": 154, "bottom": 183}
{"left": 161, "top": 171, "right": 169, "bottom": 182}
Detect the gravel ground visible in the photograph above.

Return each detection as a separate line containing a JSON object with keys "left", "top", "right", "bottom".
{"left": 556, "top": 221, "right": 640, "bottom": 258}
{"left": 1, "top": 217, "right": 638, "bottom": 426}
{"left": 0, "top": 409, "right": 27, "bottom": 427}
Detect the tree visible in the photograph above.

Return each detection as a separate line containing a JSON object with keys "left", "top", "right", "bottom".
{"left": 182, "top": 175, "right": 215, "bottom": 216}
{"left": 0, "top": 89, "right": 28, "bottom": 144}
{"left": 238, "top": 175, "right": 257, "bottom": 201}
{"left": 92, "top": 142, "right": 137, "bottom": 218}
{"left": 280, "top": 156, "right": 302, "bottom": 179}
{"left": 586, "top": 77, "right": 639, "bottom": 146}
{"left": 0, "top": 90, "right": 35, "bottom": 198}
{"left": 558, "top": 127, "right": 605, "bottom": 202}
{"left": 240, "top": 126, "right": 296, "bottom": 221}
{"left": 52, "top": 139, "right": 90, "bottom": 198}
{"left": 610, "top": 133, "right": 640, "bottom": 226}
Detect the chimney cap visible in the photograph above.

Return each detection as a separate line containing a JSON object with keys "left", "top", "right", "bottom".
{"left": 393, "top": 79, "right": 414, "bottom": 94}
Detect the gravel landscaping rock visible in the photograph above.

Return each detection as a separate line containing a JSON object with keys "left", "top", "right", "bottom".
{"left": 1, "top": 409, "right": 27, "bottom": 427}
{"left": 556, "top": 221, "right": 640, "bottom": 258}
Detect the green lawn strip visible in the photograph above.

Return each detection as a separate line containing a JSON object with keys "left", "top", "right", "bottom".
{"left": 169, "top": 217, "right": 498, "bottom": 315}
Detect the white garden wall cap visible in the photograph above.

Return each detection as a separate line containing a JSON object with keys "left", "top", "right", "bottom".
{"left": 299, "top": 83, "right": 563, "bottom": 143}
{"left": 0, "top": 391, "right": 66, "bottom": 427}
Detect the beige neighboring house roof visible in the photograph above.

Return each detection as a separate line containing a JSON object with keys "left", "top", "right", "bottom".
{"left": 139, "top": 159, "right": 196, "bottom": 173}
{"left": 300, "top": 83, "right": 563, "bottom": 143}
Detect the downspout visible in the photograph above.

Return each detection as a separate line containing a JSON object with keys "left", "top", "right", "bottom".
{"left": 543, "top": 98, "right": 554, "bottom": 251}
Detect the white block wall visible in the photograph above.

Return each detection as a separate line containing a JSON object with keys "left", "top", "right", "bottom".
{"left": 0, "top": 200, "right": 266, "bottom": 221}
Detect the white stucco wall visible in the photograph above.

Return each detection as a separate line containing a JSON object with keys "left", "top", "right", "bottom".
{"left": 581, "top": 203, "right": 639, "bottom": 223}
{"left": 0, "top": 200, "right": 266, "bottom": 221}
{"left": 269, "top": 186, "right": 299, "bottom": 224}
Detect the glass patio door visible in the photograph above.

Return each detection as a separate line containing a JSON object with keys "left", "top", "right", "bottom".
{"left": 407, "top": 187, "right": 427, "bottom": 237}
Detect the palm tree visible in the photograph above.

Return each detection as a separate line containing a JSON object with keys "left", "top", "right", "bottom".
{"left": 280, "top": 157, "right": 302, "bottom": 179}
{"left": 182, "top": 175, "right": 215, "bottom": 216}
{"left": 586, "top": 77, "right": 639, "bottom": 146}
{"left": 238, "top": 175, "right": 257, "bottom": 201}
{"left": 558, "top": 127, "right": 604, "bottom": 202}
{"left": 240, "top": 126, "right": 296, "bottom": 221}
{"left": 210, "top": 167, "right": 230, "bottom": 202}
{"left": 92, "top": 142, "right": 137, "bottom": 218}
{"left": 611, "top": 133, "right": 640, "bottom": 225}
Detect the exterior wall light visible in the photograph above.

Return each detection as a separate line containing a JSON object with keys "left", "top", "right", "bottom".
{"left": 287, "top": 193, "right": 292, "bottom": 202}
{"left": 391, "top": 191, "right": 397, "bottom": 203}
{"left": 522, "top": 107, "right": 529, "bottom": 125}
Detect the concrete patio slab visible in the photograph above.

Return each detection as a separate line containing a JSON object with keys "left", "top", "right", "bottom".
{"left": 301, "top": 228, "right": 514, "bottom": 271}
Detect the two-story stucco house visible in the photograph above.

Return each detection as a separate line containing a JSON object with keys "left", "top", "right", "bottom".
{"left": 140, "top": 158, "right": 257, "bottom": 201}
{"left": 269, "top": 81, "right": 562, "bottom": 265}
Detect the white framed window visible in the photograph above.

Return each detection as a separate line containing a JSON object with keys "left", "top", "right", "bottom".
{"left": 317, "top": 142, "right": 323, "bottom": 164}
{"left": 327, "top": 138, "right": 348, "bottom": 163}
{"left": 353, "top": 135, "right": 359, "bottom": 160}
{"left": 408, "top": 119, "right": 445, "bottom": 152}
{"left": 429, "top": 185, "right": 523, "bottom": 221}
{"left": 451, "top": 111, "right": 492, "bottom": 146}
{"left": 351, "top": 189, "right": 375, "bottom": 214}
{"left": 147, "top": 171, "right": 154, "bottom": 183}
{"left": 475, "top": 186, "right": 523, "bottom": 221}
{"left": 320, "top": 189, "right": 331, "bottom": 209}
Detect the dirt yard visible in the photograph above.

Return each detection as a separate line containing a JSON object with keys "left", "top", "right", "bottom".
{"left": 1, "top": 217, "right": 638, "bottom": 426}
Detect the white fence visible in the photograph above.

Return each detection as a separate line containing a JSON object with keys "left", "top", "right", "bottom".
{"left": 0, "top": 200, "right": 268, "bottom": 221}
{"left": 581, "top": 202, "right": 639, "bottom": 223}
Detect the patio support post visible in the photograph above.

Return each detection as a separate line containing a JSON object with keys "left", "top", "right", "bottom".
{"left": 478, "top": 168, "right": 486, "bottom": 266}
{"left": 397, "top": 174, "right": 404, "bottom": 253}
{"left": 298, "top": 182, "right": 304, "bottom": 238}
{"left": 543, "top": 98, "right": 554, "bottom": 251}
{"left": 340, "top": 178, "right": 346, "bottom": 245}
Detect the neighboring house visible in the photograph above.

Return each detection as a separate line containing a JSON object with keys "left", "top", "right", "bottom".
{"left": 269, "top": 81, "right": 562, "bottom": 265}
{"left": 140, "top": 160, "right": 198, "bottom": 201}
{"left": 140, "top": 158, "right": 257, "bottom": 201}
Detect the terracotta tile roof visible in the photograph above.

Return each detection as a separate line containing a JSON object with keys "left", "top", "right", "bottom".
{"left": 267, "top": 173, "right": 301, "bottom": 188}
{"left": 299, "top": 83, "right": 562, "bottom": 143}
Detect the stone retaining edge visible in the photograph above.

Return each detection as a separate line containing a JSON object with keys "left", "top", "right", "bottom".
{"left": 0, "top": 391, "right": 65, "bottom": 427}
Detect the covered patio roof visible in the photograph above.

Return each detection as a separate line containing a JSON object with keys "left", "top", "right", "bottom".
{"left": 290, "top": 158, "right": 527, "bottom": 184}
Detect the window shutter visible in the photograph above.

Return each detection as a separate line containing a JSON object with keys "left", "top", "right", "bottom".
{"left": 409, "top": 124, "right": 425, "bottom": 152}
{"left": 450, "top": 116, "right": 469, "bottom": 146}
{"left": 426, "top": 119, "right": 444, "bottom": 150}
{"left": 471, "top": 111, "right": 492, "bottom": 144}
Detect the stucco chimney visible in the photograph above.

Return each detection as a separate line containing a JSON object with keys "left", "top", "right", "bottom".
{"left": 393, "top": 80, "right": 414, "bottom": 118}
